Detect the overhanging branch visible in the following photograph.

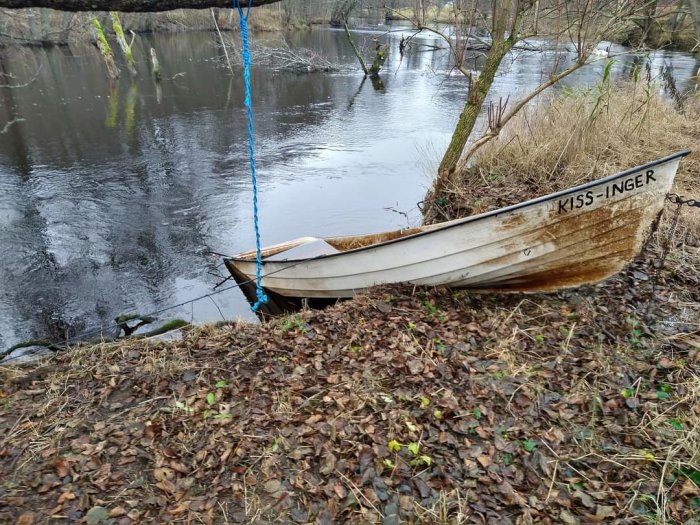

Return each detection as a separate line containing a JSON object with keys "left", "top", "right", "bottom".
{"left": 0, "top": 0, "right": 282, "bottom": 12}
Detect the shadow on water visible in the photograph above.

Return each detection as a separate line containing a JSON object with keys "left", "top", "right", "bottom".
{"left": 0, "top": 26, "right": 698, "bottom": 350}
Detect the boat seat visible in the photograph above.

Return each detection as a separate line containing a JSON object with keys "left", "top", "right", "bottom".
{"left": 265, "top": 237, "right": 340, "bottom": 261}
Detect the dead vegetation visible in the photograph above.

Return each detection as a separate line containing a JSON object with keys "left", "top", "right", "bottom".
{"left": 424, "top": 78, "right": 700, "bottom": 236}
{"left": 218, "top": 38, "right": 341, "bottom": 72}
{"left": 0, "top": 269, "right": 699, "bottom": 524}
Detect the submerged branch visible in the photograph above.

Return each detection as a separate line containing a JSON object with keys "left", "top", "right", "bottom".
{"left": 218, "top": 40, "right": 341, "bottom": 73}
{"left": 0, "top": 64, "right": 42, "bottom": 88}
{"left": 0, "top": 117, "right": 25, "bottom": 134}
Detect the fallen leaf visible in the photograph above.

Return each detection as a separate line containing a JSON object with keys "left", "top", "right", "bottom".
{"left": 477, "top": 455, "right": 491, "bottom": 468}
{"left": 595, "top": 505, "right": 616, "bottom": 519}
{"left": 57, "top": 491, "right": 76, "bottom": 504}
{"left": 264, "top": 479, "right": 283, "bottom": 494}
{"left": 407, "top": 360, "right": 424, "bottom": 375}
{"left": 48, "top": 458, "right": 70, "bottom": 478}
{"left": 559, "top": 509, "right": 579, "bottom": 525}
{"left": 85, "top": 506, "right": 109, "bottom": 525}
{"left": 109, "top": 507, "right": 127, "bottom": 517}
{"left": 15, "top": 513, "right": 35, "bottom": 525}
{"left": 574, "top": 489, "right": 595, "bottom": 509}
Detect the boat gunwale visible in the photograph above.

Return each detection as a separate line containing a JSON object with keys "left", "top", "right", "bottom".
{"left": 229, "top": 149, "right": 690, "bottom": 264}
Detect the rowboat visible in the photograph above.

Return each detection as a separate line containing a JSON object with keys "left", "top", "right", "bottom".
{"left": 226, "top": 150, "right": 691, "bottom": 315}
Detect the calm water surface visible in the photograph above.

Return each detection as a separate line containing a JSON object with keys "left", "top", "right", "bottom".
{"left": 1, "top": 25, "right": 698, "bottom": 350}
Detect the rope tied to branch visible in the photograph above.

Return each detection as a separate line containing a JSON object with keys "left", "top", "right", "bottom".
{"left": 234, "top": 0, "right": 267, "bottom": 312}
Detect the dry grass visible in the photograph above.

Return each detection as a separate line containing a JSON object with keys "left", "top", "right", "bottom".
{"left": 461, "top": 82, "right": 698, "bottom": 223}
{"left": 454, "top": 291, "right": 700, "bottom": 525}
{"left": 247, "top": 6, "right": 284, "bottom": 32}
{"left": 427, "top": 80, "right": 700, "bottom": 300}
{"left": 474, "top": 86, "right": 697, "bottom": 186}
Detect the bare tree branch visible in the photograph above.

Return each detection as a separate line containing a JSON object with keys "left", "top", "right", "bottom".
{"left": 0, "top": 65, "right": 42, "bottom": 88}
{"left": 454, "top": 57, "right": 591, "bottom": 172}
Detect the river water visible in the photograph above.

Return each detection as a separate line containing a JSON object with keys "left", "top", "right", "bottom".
{"left": 0, "top": 24, "right": 698, "bottom": 351}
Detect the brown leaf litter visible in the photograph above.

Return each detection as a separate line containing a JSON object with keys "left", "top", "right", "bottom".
{"left": 1, "top": 245, "right": 699, "bottom": 524}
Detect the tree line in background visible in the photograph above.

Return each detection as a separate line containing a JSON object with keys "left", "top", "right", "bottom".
{"left": 0, "top": 0, "right": 394, "bottom": 44}
{"left": 0, "top": 0, "right": 697, "bottom": 53}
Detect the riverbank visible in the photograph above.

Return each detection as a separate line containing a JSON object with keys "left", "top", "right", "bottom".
{"left": 2, "top": 70, "right": 700, "bottom": 525}
{"left": 1, "top": 249, "right": 699, "bottom": 524}
{"left": 388, "top": 6, "right": 699, "bottom": 54}
{"left": 0, "top": 6, "right": 296, "bottom": 47}
{"left": 2, "top": 92, "right": 700, "bottom": 521}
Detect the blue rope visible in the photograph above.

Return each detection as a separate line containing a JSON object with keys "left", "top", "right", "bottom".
{"left": 234, "top": 0, "right": 267, "bottom": 312}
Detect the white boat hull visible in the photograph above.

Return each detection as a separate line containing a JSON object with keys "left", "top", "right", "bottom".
{"left": 226, "top": 152, "right": 689, "bottom": 305}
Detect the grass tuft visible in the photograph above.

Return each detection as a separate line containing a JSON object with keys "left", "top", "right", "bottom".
{"left": 429, "top": 82, "right": 700, "bottom": 238}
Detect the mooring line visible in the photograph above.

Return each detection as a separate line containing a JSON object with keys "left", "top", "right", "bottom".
{"left": 2, "top": 255, "right": 322, "bottom": 360}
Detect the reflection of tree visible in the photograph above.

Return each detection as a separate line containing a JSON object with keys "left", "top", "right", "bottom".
{"left": 0, "top": 46, "right": 200, "bottom": 346}
{"left": 0, "top": 60, "right": 39, "bottom": 134}
{"left": 106, "top": 83, "right": 119, "bottom": 128}
{"left": 0, "top": 55, "right": 77, "bottom": 346}
{"left": 124, "top": 80, "right": 138, "bottom": 133}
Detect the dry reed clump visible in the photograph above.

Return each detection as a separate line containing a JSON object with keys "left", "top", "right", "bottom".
{"left": 473, "top": 86, "right": 698, "bottom": 189}
{"left": 440, "top": 82, "right": 700, "bottom": 235}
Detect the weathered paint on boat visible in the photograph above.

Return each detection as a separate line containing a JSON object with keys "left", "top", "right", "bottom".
{"left": 226, "top": 150, "right": 690, "bottom": 309}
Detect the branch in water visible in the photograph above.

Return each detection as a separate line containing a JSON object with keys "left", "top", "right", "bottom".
{"left": 0, "top": 118, "right": 25, "bottom": 134}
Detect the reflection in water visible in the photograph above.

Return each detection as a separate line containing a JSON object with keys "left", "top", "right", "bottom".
{"left": 0, "top": 26, "right": 698, "bottom": 350}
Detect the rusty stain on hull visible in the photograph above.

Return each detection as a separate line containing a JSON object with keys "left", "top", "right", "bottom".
{"left": 483, "top": 195, "right": 657, "bottom": 291}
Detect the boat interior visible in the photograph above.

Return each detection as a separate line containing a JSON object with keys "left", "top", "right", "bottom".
{"left": 233, "top": 224, "right": 439, "bottom": 262}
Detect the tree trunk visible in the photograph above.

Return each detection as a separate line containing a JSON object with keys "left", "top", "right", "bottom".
{"left": 638, "top": 0, "right": 658, "bottom": 45}
{"left": 436, "top": 0, "right": 516, "bottom": 180}
{"left": 91, "top": 18, "right": 119, "bottom": 80}
{"left": 27, "top": 8, "right": 37, "bottom": 39}
{"left": 369, "top": 44, "right": 387, "bottom": 77}
{"left": 39, "top": 7, "right": 49, "bottom": 41}
{"left": 436, "top": 38, "right": 514, "bottom": 179}
{"left": 424, "top": 0, "right": 520, "bottom": 220}
{"left": 111, "top": 12, "right": 137, "bottom": 76}
{"left": 61, "top": 11, "right": 74, "bottom": 42}
{"left": 150, "top": 47, "right": 161, "bottom": 81}
{"left": 0, "top": 0, "right": 283, "bottom": 11}
{"left": 331, "top": 0, "right": 356, "bottom": 26}
{"left": 667, "top": 0, "right": 687, "bottom": 33}
{"left": 342, "top": 19, "right": 368, "bottom": 75}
